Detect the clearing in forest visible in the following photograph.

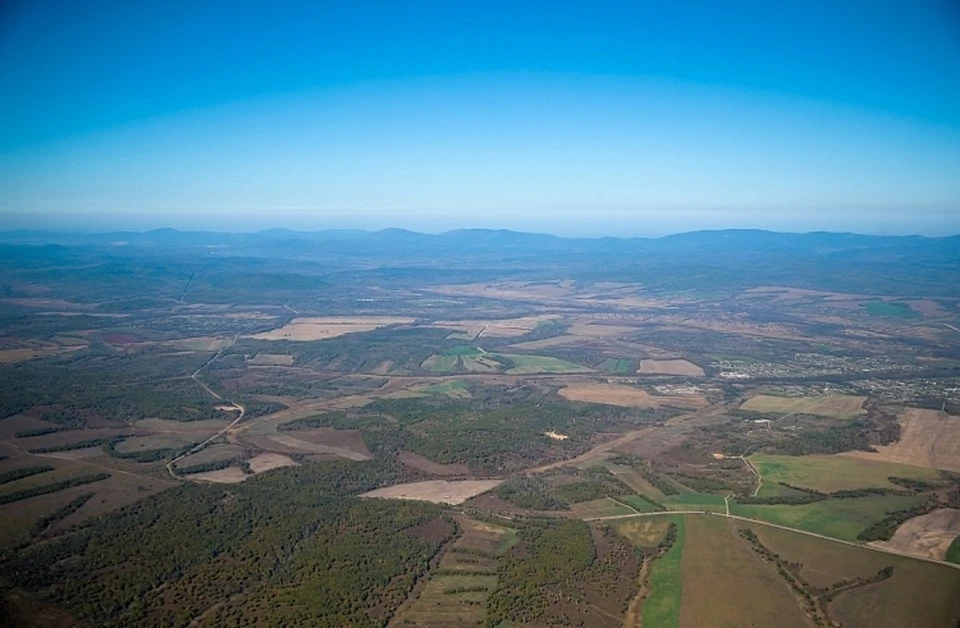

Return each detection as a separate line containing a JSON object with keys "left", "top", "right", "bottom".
{"left": 393, "top": 517, "right": 516, "bottom": 626}
{"left": 740, "top": 393, "right": 866, "bottom": 419}
{"left": 842, "top": 408, "right": 960, "bottom": 473}
{"left": 249, "top": 316, "right": 415, "bottom": 341}
{"left": 361, "top": 479, "right": 503, "bottom": 505}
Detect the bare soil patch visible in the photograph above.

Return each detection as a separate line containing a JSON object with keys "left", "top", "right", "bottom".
{"left": 871, "top": 508, "right": 960, "bottom": 561}
{"left": 247, "top": 453, "right": 299, "bottom": 474}
{"left": 249, "top": 316, "right": 415, "bottom": 341}
{"left": 842, "top": 409, "right": 960, "bottom": 473}
{"left": 639, "top": 359, "right": 704, "bottom": 376}
{"left": 361, "top": 479, "right": 503, "bottom": 505}
{"left": 283, "top": 427, "right": 371, "bottom": 457}
{"left": 398, "top": 451, "right": 470, "bottom": 476}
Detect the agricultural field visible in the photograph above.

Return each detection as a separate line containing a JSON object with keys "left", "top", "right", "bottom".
{"left": 638, "top": 359, "right": 705, "bottom": 376}
{"left": 740, "top": 393, "right": 866, "bottom": 418}
{"left": 863, "top": 301, "right": 921, "bottom": 318}
{"left": 750, "top": 453, "right": 939, "bottom": 492}
{"left": 249, "top": 316, "right": 416, "bottom": 341}
{"left": 642, "top": 516, "right": 684, "bottom": 627}
{"left": 872, "top": 508, "right": 960, "bottom": 561}
{"left": 730, "top": 494, "right": 925, "bottom": 542}
{"left": 612, "top": 517, "right": 673, "bottom": 547}
{"left": 361, "top": 479, "right": 503, "bottom": 504}
{"left": 679, "top": 516, "right": 811, "bottom": 628}
{"left": 662, "top": 492, "right": 727, "bottom": 513}
{"left": 557, "top": 383, "right": 706, "bottom": 409}
{"left": 497, "top": 353, "right": 591, "bottom": 375}
{"left": 751, "top": 523, "right": 960, "bottom": 627}
{"left": 394, "top": 517, "right": 517, "bottom": 626}
{"left": 842, "top": 408, "right": 960, "bottom": 473}
{"left": 599, "top": 357, "right": 633, "bottom": 373}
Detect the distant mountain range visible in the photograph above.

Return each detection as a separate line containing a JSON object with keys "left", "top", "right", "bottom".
{"left": 1, "top": 227, "right": 958, "bottom": 297}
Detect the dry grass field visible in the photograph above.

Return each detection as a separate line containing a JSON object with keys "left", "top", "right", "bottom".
{"left": 558, "top": 383, "right": 707, "bottom": 409}
{"left": 612, "top": 518, "right": 672, "bottom": 547}
{"left": 680, "top": 516, "right": 812, "bottom": 628}
{"left": 249, "top": 316, "right": 415, "bottom": 341}
{"left": 246, "top": 453, "right": 299, "bottom": 474}
{"left": 361, "top": 479, "right": 503, "bottom": 505}
{"left": 842, "top": 408, "right": 960, "bottom": 473}
{"left": 872, "top": 508, "right": 960, "bottom": 561}
{"left": 185, "top": 467, "right": 248, "bottom": 483}
{"left": 741, "top": 393, "right": 866, "bottom": 418}
{"left": 638, "top": 359, "right": 705, "bottom": 376}
{"left": 751, "top": 522, "right": 960, "bottom": 628}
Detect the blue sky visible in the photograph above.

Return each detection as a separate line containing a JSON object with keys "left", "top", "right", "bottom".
{"left": 1, "top": 0, "right": 959, "bottom": 235}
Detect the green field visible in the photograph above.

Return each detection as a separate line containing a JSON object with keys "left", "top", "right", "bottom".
{"left": 617, "top": 494, "right": 664, "bottom": 513}
{"left": 418, "top": 380, "right": 472, "bottom": 399}
{"left": 643, "top": 516, "right": 684, "bottom": 628}
{"left": 599, "top": 357, "right": 632, "bottom": 373}
{"left": 946, "top": 535, "right": 960, "bottom": 564}
{"left": 661, "top": 492, "right": 726, "bottom": 513}
{"left": 423, "top": 354, "right": 460, "bottom": 372}
{"left": 730, "top": 494, "right": 923, "bottom": 542}
{"left": 570, "top": 497, "right": 636, "bottom": 518}
{"left": 496, "top": 353, "right": 592, "bottom": 374}
{"left": 864, "top": 301, "right": 921, "bottom": 318}
{"left": 751, "top": 454, "right": 938, "bottom": 493}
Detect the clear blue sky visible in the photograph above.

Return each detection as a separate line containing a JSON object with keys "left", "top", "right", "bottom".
{"left": 1, "top": 0, "right": 959, "bottom": 235}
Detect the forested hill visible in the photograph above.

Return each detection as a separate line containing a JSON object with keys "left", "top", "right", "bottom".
{"left": 1, "top": 228, "right": 958, "bottom": 297}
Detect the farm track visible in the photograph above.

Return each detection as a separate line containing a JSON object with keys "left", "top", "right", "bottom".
{"left": 584, "top": 510, "right": 960, "bottom": 572}
{"left": 166, "top": 337, "right": 246, "bottom": 480}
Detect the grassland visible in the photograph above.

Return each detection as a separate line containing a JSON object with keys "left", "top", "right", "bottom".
{"left": 741, "top": 393, "right": 866, "bottom": 418}
{"left": 643, "top": 515, "right": 684, "bottom": 628}
{"left": 752, "top": 523, "right": 960, "bottom": 627}
{"left": 617, "top": 494, "right": 664, "bottom": 513}
{"left": 569, "top": 497, "right": 636, "bottom": 518}
{"left": 662, "top": 492, "right": 726, "bottom": 513}
{"left": 496, "top": 353, "right": 591, "bottom": 374}
{"left": 680, "top": 515, "right": 810, "bottom": 628}
{"left": 946, "top": 536, "right": 960, "bottom": 564}
{"left": 600, "top": 357, "right": 633, "bottom": 373}
{"left": 751, "top": 453, "right": 939, "bottom": 492}
{"left": 416, "top": 380, "right": 472, "bottom": 399}
{"left": 731, "top": 494, "right": 924, "bottom": 542}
